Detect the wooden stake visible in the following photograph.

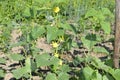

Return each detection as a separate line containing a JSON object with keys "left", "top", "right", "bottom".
{"left": 114, "top": 0, "right": 120, "bottom": 68}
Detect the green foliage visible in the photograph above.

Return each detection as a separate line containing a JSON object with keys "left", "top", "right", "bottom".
{"left": 12, "top": 67, "right": 29, "bottom": 79}
{"left": 80, "top": 66, "right": 94, "bottom": 80}
{"left": 23, "top": 7, "right": 31, "bottom": 17}
{"left": 85, "top": 8, "right": 112, "bottom": 34}
{"left": 59, "top": 64, "right": 71, "bottom": 72}
{"left": 9, "top": 54, "right": 25, "bottom": 61}
{"left": 91, "top": 70, "right": 102, "bottom": 80}
{"left": 36, "top": 53, "right": 51, "bottom": 67}
{"left": 45, "top": 71, "right": 69, "bottom": 80}
{"left": 0, "top": 69, "right": 5, "bottom": 78}
{"left": 113, "top": 69, "right": 120, "bottom": 80}
{"left": 25, "top": 57, "right": 31, "bottom": 73}
{"left": 100, "top": 21, "right": 111, "bottom": 34}
{"left": 58, "top": 72, "right": 69, "bottom": 80}
{"left": 45, "top": 73, "right": 57, "bottom": 80}
{"left": 0, "top": 0, "right": 116, "bottom": 80}
{"left": 31, "top": 26, "right": 45, "bottom": 40}
{"left": 47, "top": 26, "right": 64, "bottom": 43}
{"left": 81, "top": 33, "right": 102, "bottom": 51}
{"left": 93, "top": 46, "right": 109, "bottom": 54}
{"left": 75, "top": 56, "right": 120, "bottom": 80}
{"left": 0, "top": 58, "right": 6, "bottom": 64}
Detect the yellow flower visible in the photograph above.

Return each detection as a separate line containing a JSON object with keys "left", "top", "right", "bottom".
{"left": 54, "top": 52, "right": 59, "bottom": 57}
{"left": 59, "top": 60, "right": 62, "bottom": 66}
{"left": 53, "top": 7, "right": 60, "bottom": 13}
{"left": 51, "top": 42, "right": 59, "bottom": 48}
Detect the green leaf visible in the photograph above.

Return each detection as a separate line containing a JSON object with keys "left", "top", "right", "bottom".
{"left": 35, "top": 53, "right": 51, "bottom": 67}
{"left": 105, "top": 59, "right": 113, "bottom": 67}
{"left": 50, "top": 56, "right": 60, "bottom": 66}
{"left": 27, "top": 34, "right": 31, "bottom": 42}
{"left": 9, "top": 54, "right": 25, "bottom": 61}
{"left": 30, "top": 7, "right": 37, "bottom": 17}
{"left": 31, "top": 59, "right": 37, "bottom": 72}
{"left": 80, "top": 66, "right": 94, "bottom": 80}
{"left": 96, "top": 11, "right": 105, "bottom": 21}
{"left": 54, "top": 0, "right": 66, "bottom": 3}
{"left": 0, "top": 58, "right": 6, "bottom": 64}
{"left": 23, "top": 7, "right": 31, "bottom": 17}
{"left": 60, "top": 23, "right": 76, "bottom": 34}
{"left": 45, "top": 73, "right": 57, "bottom": 80}
{"left": 47, "top": 27, "right": 58, "bottom": 43}
{"left": 113, "top": 69, "right": 120, "bottom": 80}
{"left": 10, "top": 41, "right": 26, "bottom": 47}
{"left": 93, "top": 46, "right": 109, "bottom": 54}
{"left": 96, "top": 71, "right": 102, "bottom": 80}
{"left": 91, "top": 58, "right": 114, "bottom": 74}
{"left": 31, "top": 26, "right": 45, "bottom": 40}
{"left": 47, "top": 27, "right": 64, "bottom": 43}
{"left": 102, "top": 74, "right": 114, "bottom": 80}
{"left": 72, "top": 41, "right": 78, "bottom": 47}
{"left": 73, "top": 56, "right": 85, "bottom": 66}
{"left": 104, "top": 74, "right": 114, "bottom": 80}
{"left": 25, "top": 57, "right": 31, "bottom": 73}
{"left": 81, "top": 36, "right": 92, "bottom": 50}
{"left": 81, "top": 34, "right": 97, "bottom": 50}
{"left": 91, "top": 70, "right": 102, "bottom": 80}
{"left": 60, "top": 23, "right": 72, "bottom": 30}
{"left": 85, "top": 8, "right": 97, "bottom": 18}
{"left": 101, "top": 8, "right": 112, "bottom": 16}
{"left": 23, "top": 73, "right": 30, "bottom": 79}
{"left": 35, "top": 0, "right": 51, "bottom": 4}
{"left": 81, "top": 36, "right": 87, "bottom": 47}
{"left": 59, "top": 64, "right": 71, "bottom": 73}
{"left": 12, "top": 67, "right": 28, "bottom": 79}
{"left": 0, "top": 14, "right": 2, "bottom": 21}
{"left": 96, "top": 34, "right": 102, "bottom": 41}
{"left": 0, "top": 69, "right": 5, "bottom": 78}
{"left": 100, "top": 21, "right": 111, "bottom": 34}
{"left": 102, "top": 75, "right": 109, "bottom": 80}
{"left": 58, "top": 72, "right": 69, "bottom": 80}
{"left": 57, "top": 29, "right": 64, "bottom": 36}
{"left": 107, "top": 68, "right": 114, "bottom": 75}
